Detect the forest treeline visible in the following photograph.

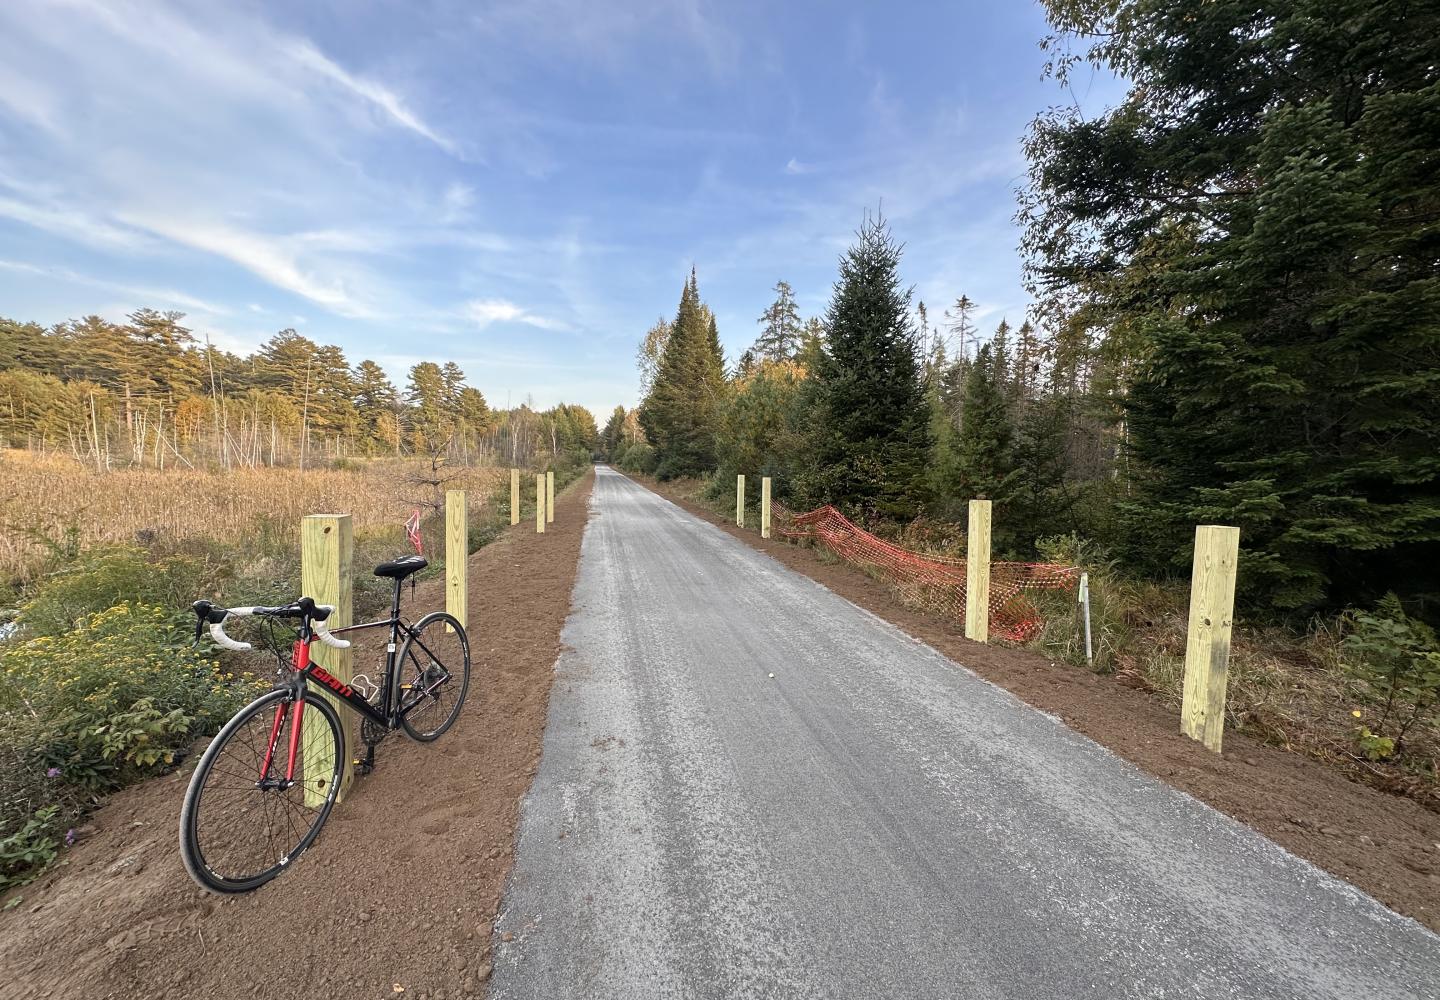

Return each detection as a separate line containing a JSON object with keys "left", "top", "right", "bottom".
{"left": 609, "top": 0, "right": 1440, "bottom": 620}
{"left": 0, "top": 312, "right": 597, "bottom": 470}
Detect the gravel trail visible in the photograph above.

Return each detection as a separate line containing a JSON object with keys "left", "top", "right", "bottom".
{"left": 491, "top": 467, "right": 1440, "bottom": 1000}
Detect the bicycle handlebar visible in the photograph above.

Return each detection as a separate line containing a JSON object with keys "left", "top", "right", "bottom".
{"left": 191, "top": 598, "right": 351, "bottom": 652}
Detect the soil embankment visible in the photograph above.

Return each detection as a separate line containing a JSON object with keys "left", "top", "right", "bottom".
{"left": 0, "top": 470, "right": 595, "bottom": 999}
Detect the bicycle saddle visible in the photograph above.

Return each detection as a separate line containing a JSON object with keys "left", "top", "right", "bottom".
{"left": 374, "top": 555, "right": 428, "bottom": 579}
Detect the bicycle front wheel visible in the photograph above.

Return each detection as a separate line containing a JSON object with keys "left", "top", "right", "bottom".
{"left": 396, "top": 611, "right": 471, "bottom": 741}
{"left": 179, "top": 687, "right": 343, "bottom": 893}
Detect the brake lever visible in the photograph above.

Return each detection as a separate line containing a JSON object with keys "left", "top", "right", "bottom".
{"left": 191, "top": 600, "right": 212, "bottom": 646}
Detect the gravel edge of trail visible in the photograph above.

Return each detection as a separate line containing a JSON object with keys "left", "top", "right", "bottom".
{"left": 0, "top": 469, "right": 595, "bottom": 1000}
{"left": 635, "top": 474, "right": 1440, "bottom": 934}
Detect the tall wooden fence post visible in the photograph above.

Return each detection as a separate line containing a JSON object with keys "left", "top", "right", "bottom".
{"left": 736, "top": 474, "right": 745, "bottom": 527}
{"left": 445, "top": 490, "right": 466, "bottom": 633}
{"left": 966, "top": 499, "right": 992, "bottom": 642}
{"left": 301, "top": 513, "right": 354, "bottom": 804}
{"left": 510, "top": 468, "right": 520, "bottom": 526}
{"left": 535, "top": 474, "right": 546, "bottom": 533}
{"left": 761, "top": 477, "right": 771, "bottom": 539}
{"left": 1181, "top": 525, "right": 1240, "bottom": 752}
{"left": 546, "top": 470, "right": 555, "bottom": 524}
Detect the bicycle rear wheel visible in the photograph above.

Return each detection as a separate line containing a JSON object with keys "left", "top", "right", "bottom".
{"left": 179, "top": 687, "right": 343, "bottom": 893}
{"left": 396, "top": 611, "right": 471, "bottom": 741}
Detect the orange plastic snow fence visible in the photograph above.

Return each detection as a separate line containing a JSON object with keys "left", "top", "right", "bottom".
{"left": 777, "top": 504, "right": 1078, "bottom": 643}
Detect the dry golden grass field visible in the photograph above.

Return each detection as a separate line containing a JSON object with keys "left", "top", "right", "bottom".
{"left": 0, "top": 450, "right": 506, "bottom": 582}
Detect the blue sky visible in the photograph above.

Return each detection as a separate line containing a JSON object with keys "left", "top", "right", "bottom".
{"left": 0, "top": 0, "right": 1124, "bottom": 416}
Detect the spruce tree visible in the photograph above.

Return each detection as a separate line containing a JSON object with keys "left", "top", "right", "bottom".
{"left": 638, "top": 270, "right": 726, "bottom": 478}
{"left": 811, "top": 215, "right": 930, "bottom": 518}
{"left": 955, "top": 342, "right": 1014, "bottom": 502}
{"left": 1024, "top": 0, "right": 1440, "bottom": 611}
{"left": 754, "top": 280, "right": 803, "bottom": 361}
{"left": 925, "top": 346, "right": 966, "bottom": 520}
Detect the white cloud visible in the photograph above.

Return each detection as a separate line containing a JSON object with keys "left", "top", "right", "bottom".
{"left": 0, "top": 194, "right": 150, "bottom": 252}
{"left": 0, "top": 64, "right": 63, "bottom": 136}
{"left": 462, "top": 298, "right": 565, "bottom": 331}
{"left": 440, "top": 182, "right": 475, "bottom": 223}
{"left": 284, "top": 39, "right": 458, "bottom": 156}
{"left": 116, "top": 213, "right": 376, "bottom": 319}
{"left": 784, "top": 158, "right": 812, "bottom": 175}
{"left": 0, "top": 258, "right": 229, "bottom": 315}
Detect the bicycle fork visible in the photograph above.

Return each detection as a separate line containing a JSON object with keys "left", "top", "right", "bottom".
{"left": 257, "top": 641, "right": 311, "bottom": 790}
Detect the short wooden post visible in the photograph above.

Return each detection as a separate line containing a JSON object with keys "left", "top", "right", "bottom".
{"left": 1181, "top": 525, "right": 1241, "bottom": 752}
{"left": 761, "top": 477, "right": 771, "bottom": 539}
{"left": 965, "top": 499, "right": 992, "bottom": 642}
{"left": 736, "top": 474, "right": 745, "bottom": 527}
{"left": 535, "top": 474, "right": 545, "bottom": 533}
{"left": 546, "top": 470, "right": 555, "bottom": 523}
{"left": 509, "top": 468, "right": 520, "bottom": 526}
{"left": 445, "top": 490, "right": 466, "bottom": 633}
{"left": 301, "top": 513, "right": 354, "bottom": 804}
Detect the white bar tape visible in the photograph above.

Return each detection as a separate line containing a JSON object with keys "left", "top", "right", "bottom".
{"left": 313, "top": 618, "right": 351, "bottom": 650}
{"left": 209, "top": 619, "right": 252, "bottom": 652}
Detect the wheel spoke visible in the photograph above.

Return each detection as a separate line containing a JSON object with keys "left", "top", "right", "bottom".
{"left": 183, "top": 693, "right": 340, "bottom": 891}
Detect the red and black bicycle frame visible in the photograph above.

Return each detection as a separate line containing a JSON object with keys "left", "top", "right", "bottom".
{"left": 255, "top": 595, "right": 450, "bottom": 787}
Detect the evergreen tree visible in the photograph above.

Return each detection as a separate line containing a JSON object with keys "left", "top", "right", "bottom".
{"left": 955, "top": 343, "right": 1013, "bottom": 502}
{"left": 810, "top": 215, "right": 930, "bottom": 518}
{"left": 353, "top": 360, "right": 400, "bottom": 455}
{"left": 406, "top": 361, "right": 452, "bottom": 452}
{"left": 925, "top": 352, "right": 966, "bottom": 520}
{"left": 1024, "top": 0, "right": 1440, "bottom": 611}
{"left": 638, "top": 269, "right": 726, "bottom": 478}
{"left": 1008, "top": 381, "right": 1072, "bottom": 547}
{"left": 797, "top": 318, "right": 826, "bottom": 373}
{"left": 600, "top": 405, "right": 627, "bottom": 458}
{"left": 944, "top": 295, "right": 977, "bottom": 365}
{"left": 754, "top": 280, "right": 803, "bottom": 361}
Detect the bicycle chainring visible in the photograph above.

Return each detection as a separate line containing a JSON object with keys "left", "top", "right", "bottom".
{"left": 361, "top": 716, "right": 389, "bottom": 747}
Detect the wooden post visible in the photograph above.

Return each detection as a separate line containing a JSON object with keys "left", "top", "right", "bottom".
{"left": 301, "top": 513, "right": 353, "bottom": 804}
{"left": 546, "top": 470, "right": 555, "bottom": 524}
{"left": 535, "top": 474, "right": 545, "bottom": 533}
{"left": 761, "top": 477, "right": 771, "bottom": 539}
{"left": 1181, "top": 525, "right": 1241, "bottom": 753}
{"left": 736, "top": 474, "right": 745, "bottom": 527}
{"left": 445, "top": 490, "right": 466, "bottom": 633}
{"left": 966, "top": 500, "right": 992, "bottom": 642}
{"left": 509, "top": 468, "right": 519, "bottom": 526}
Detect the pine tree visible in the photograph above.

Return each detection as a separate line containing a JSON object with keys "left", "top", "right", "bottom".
{"left": 406, "top": 361, "right": 452, "bottom": 452}
{"left": 754, "top": 280, "right": 803, "bottom": 361}
{"left": 810, "top": 215, "right": 930, "bottom": 518}
{"left": 353, "top": 360, "right": 399, "bottom": 455}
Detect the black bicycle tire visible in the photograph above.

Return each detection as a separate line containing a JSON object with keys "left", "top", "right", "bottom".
{"left": 395, "top": 611, "right": 471, "bottom": 742}
{"left": 178, "top": 687, "right": 343, "bottom": 893}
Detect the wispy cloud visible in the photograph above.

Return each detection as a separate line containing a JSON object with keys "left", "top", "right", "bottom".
{"left": 462, "top": 298, "right": 566, "bottom": 331}
{"left": 284, "top": 40, "right": 459, "bottom": 157}
{"left": 784, "top": 158, "right": 812, "bottom": 175}
{"left": 116, "top": 213, "right": 377, "bottom": 319}
{"left": 0, "top": 187, "right": 151, "bottom": 252}
{"left": 0, "top": 258, "right": 229, "bottom": 315}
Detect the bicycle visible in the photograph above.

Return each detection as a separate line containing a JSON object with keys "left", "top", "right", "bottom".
{"left": 178, "top": 554, "right": 470, "bottom": 893}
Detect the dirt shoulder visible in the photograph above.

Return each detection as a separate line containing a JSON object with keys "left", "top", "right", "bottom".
{"left": 0, "top": 469, "right": 595, "bottom": 1000}
{"left": 634, "top": 474, "right": 1440, "bottom": 934}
